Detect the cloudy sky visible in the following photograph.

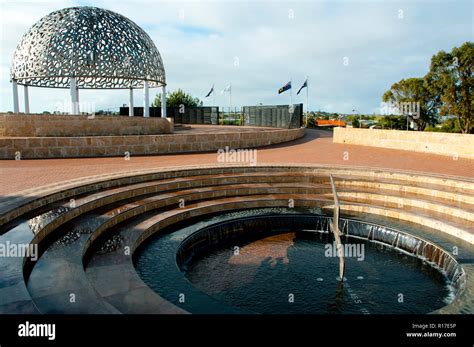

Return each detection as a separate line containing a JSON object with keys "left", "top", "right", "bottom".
{"left": 0, "top": 0, "right": 472, "bottom": 114}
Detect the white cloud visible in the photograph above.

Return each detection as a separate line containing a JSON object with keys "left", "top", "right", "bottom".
{"left": 0, "top": 0, "right": 472, "bottom": 113}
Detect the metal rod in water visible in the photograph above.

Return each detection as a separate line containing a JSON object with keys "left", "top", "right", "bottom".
{"left": 329, "top": 174, "right": 345, "bottom": 281}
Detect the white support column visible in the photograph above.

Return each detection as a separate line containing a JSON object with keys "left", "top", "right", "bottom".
{"left": 76, "top": 87, "right": 80, "bottom": 114}
{"left": 161, "top": 85, "right": 167, "bottom": 118}
{"left": 70, "top": 77, "right": 78, "bottom": 114}
{"left": 24, "top": 85, "right": 30, "bottom": 114}
{"left": 129, "top": 88, "right": 134, "bottom": 117}
{"left": 143, "top": 80, "right": 149, "bottom": 117}
{"left": 12, "top": 80, "right": 19, "bottom": 113}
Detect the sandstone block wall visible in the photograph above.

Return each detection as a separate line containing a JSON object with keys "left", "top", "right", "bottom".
{"left": 333, "top": 128, "right": 473, "bottom": 159}
{"left": 0, "top": 128, "right": 305, "bottom": 159}
{"left": 0, "top": 114, "right": 173, "bottom": 137}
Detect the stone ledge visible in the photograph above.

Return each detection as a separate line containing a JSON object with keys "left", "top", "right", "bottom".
{"left": 1, "top": 165, "right": 472, "bottom": 246}
{"left": 334, "top": 127, "right": 474, "bottom": 159}
{"left": 0, "top": 128, "right": 305, "bottom": 159}
{"left": 0, "top": 113, "right": 173, "bottom": 137}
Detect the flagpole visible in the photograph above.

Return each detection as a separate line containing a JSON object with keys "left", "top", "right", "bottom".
{"left": 290, "top": 78, "right": 292, "bottom": 107}
{"left": 230, "top": 83, "right": 232, "bottom": 113}
{"left": 306, "top": 76, "right": 309, "bottom": 127}
{"left": 213, "top": 82, "right": 215, "bottom": 107}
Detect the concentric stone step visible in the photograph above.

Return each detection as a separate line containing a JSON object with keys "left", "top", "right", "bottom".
{"left": 0, "top": 165, "right": 471, "bottom": 314}
{"left": 333, "top": 177, "right": 474, "bottom": 208}
{"left": 25, "top": 184, "right": 332, "bottom": 313}
{"left": 85, "top": 195, "right": 333, "bottom": 313}
{"left": 321, "top": 190, "right": 474, "bottom": 225}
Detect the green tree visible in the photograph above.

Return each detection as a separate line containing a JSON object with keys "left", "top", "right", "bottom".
{"left": 352, "top": 117, "right": 360, "bottom": 128}
{"left": 306, "top": 114, "right": 317, "bottom": 128}
{"left": 346, "top": 115, "right": 360, "bottom": 128}
{"left": 425, "top": 42, "right": 473, "bottom": 133}
{"left": 378, "top": 115, "right": 406, "bottom": 130}
{"left": 319, "top": 114, "right": 330, "bottom": 120}
{"left": 425, "top": 117, "right": 461, "bottom": 133}
{"left": 382, "top": 77, "right": 439, "bottom": 131}
{"left": 441, "top": 118, "right": 461, "bottom": 133}
{"left": 152, "top": 89, "right": 203, "bottom": 108}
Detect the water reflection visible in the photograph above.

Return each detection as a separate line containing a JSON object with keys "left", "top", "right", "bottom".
{"left": 27, "top": 206, "right": 70, "bottom": 235}
{"left": 186, "top": 232, "right": 451, "bottom": 314}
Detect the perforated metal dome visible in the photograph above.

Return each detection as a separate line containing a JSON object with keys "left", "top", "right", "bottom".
{"left": 10, "top": 6, "right": 166, "bottom": 89}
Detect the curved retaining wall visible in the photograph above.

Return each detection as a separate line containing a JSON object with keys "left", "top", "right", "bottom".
{"left": 176, "top": 214, "right": 466, "bottom": 297}
{"left": 0, "top": 113, "right": 173, "bottom": 137}
{"left": 333, "top": 127, "right": 474, "bottom": 159}
{"left": 0, "top": 127, "right": 305, "bottom": 159}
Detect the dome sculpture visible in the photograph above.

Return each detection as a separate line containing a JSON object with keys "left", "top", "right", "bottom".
{"left": 10, "top": 6, "right": 166, "bottom": 89}
{"left": 9, "top": 6, "right": 167, "bottom": 116}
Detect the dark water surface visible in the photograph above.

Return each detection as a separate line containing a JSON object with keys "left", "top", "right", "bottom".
{"left": 137, "top": 224, "right": 451, "bottom": 314}
{"left": 183, "top": 232, "right": 450, "bottom": 314}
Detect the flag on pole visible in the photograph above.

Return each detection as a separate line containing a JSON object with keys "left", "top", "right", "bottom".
{"left": 278, "top": 81, "right": 291, "bottom": 94}
{"left": 205, "top": 84, "right": 214, "bottom": 97}
{"left": 221, "top": 84, "right": 231, "bottom": 94}
{"left": 297, "top": 79, "right": 308, "bottom": 95}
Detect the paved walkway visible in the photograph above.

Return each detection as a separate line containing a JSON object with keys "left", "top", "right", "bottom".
{"left": 0, "top": 129, "right": 473, "bottom": 196}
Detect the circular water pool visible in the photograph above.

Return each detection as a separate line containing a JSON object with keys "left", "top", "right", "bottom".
{"left": 184, "top": 231, "right": 449, "bottom": 314}
{"left": 135, "top": 210, "right": 462, "bottom": 314}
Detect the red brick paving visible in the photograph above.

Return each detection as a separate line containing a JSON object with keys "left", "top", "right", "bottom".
{"left": 0, "top": 128, "right": 473, "bottom": 196}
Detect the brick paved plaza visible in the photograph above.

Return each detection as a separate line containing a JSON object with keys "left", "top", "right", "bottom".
{"left": 1, "top": 128, "right": 472, "bottom": 197}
